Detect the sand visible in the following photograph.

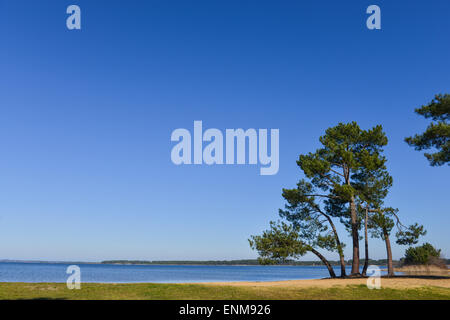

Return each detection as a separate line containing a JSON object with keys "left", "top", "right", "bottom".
{"left": 202, "top": 277, "right": 450, "bottom": 289}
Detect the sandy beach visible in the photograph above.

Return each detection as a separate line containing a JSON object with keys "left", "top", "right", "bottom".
{"left": 203, "top": 276, "right": 450, "bottom": 289}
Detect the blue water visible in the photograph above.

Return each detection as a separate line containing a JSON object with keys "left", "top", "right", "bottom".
{"left": 0, "top": 262, "right": 363, "bottom": 283}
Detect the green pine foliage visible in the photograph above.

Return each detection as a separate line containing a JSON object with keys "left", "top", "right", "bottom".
{"left": 405, "top": 94, "right": 450, "bottom": 166}
{"left": 403, "top": 243, "right": 442, "bottom": 266}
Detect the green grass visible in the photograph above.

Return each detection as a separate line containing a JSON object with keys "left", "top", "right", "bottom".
{"left": 0, "top": 283, "right": 449, "bottom": 300}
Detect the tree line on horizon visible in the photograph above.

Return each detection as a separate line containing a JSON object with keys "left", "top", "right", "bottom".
{"left": 249, "top": 93, "right": 449, "bottom": 278}
{"left": 100, "top": 258, "right": 421, "bottom": 266}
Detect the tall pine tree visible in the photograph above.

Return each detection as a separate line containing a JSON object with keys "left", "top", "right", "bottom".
{"left": 296, "top": 122, "right": 388, "bottom": 275}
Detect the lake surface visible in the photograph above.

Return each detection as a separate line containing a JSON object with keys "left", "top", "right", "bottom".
{"left": 0, "top": 262, "right": 374, "bottom": 283}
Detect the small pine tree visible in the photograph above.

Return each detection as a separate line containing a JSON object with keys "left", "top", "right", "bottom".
{"left": 403, "top": 243, "right": 442, "bottom": 266}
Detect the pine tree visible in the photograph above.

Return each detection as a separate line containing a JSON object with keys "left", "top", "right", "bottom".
{"left": 295, "top": 122, "right": 388, "bottom": 275}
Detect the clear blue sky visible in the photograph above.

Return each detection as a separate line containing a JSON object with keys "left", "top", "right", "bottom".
{"left": 0, "top": 0, "right": 449, "bottom": 262}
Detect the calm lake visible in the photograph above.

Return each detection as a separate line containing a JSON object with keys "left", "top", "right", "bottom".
{"left": 0, "top": 262, "right": 373, "bottom": 283}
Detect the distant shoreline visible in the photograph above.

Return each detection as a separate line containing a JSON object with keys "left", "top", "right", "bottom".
{"left": 0, "top": 260, "right": 333, "bottom": 267}
{"left": 0, "top": 259, "right": 411, "bottom": 267}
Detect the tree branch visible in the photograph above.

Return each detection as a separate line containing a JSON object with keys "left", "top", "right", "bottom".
{"left": 304, "top": 194, "right": 339, "bottom": 199}
{"left": 330, "top": 168, "right": 345, "bottom": 177}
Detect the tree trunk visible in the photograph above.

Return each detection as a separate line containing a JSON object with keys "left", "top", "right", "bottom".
{"left": 322, "top": 214, "right": 346, "bottom": 277}
{"left": 350, "top": 196, "right": 360, "bottom": 275}
{"left": 344, "top": 165, "right": 359, "bottom": 275}
{"left": 310, "top": 248, "right": 336, "bottom": 278}
{"left": 362, "top": 206, "right": 369, "bottom": 276}
{"left": 383, "top": 229, "right": 394, "bottom": 277}
{"left": 337, "top": 244, "right": 346, "bottom": 278}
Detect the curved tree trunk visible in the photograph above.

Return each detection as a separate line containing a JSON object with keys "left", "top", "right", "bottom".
{"left": 350, "top": 196, "right": 360, "bottom": 275}
{"left": 383, "top": 229, "right": 394, "bottom": 277}
{"left": 321, "top": 213, "right": 346, "bottom": 277}
{"left": 362, "top": 207, "right": 369, "bottom": 276}
{"left": 309, "top": 248, "right": 336, "bottom": 278}
{"left": 336, "top": 244, "right": 346, "bottom": 278}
